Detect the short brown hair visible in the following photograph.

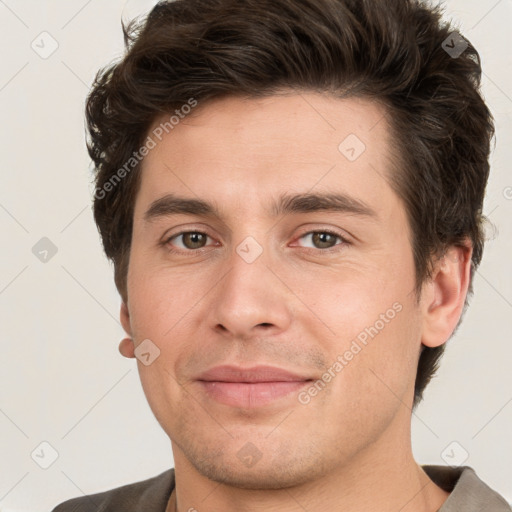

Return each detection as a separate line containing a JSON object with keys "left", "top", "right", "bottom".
{"left": 86, "top": 0, "right": 494, "bottom": 409}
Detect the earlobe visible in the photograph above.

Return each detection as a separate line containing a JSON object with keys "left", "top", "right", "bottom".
{"left": 421, "top": 242, "right": 473, "bottom": 348}
{"left": 119, "top": 337, "right": 136, "bottom": 358}
{"left": 119, "top": 302, "right": 135, "bottom": 358}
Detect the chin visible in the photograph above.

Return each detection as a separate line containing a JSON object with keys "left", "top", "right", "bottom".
{"left": 190, "top": 457, "right": 322, "bottom": 490}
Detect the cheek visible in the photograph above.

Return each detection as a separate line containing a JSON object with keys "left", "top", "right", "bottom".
{"left": 126, "top": 265, "right": 208, "bottom": 397}
{"left": 302, "top": 262, "right": 421, "bottom": 409}
{"left": 332, "top": 298, "right": 421, "bottom": 412}
{"left": 295, "top": 261, "right": 404, "bottom": 342}
{"left": 127, "top": 269, "right": 191, "bottom": 421}
{"left": 127, "top": 263, "right": 199, "bottom": 339}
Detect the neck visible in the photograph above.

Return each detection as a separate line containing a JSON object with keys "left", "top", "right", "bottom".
{"left": 167, "top": 410, "right": 449, "bottom": 512}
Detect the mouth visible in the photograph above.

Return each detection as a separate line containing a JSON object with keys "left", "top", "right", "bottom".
{"left": 196, "top": 365, "right": 314, "bottom": 408}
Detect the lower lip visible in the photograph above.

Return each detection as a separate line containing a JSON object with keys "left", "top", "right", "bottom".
{"left": 198, "top": 381, "right": 310, "bottom": 408}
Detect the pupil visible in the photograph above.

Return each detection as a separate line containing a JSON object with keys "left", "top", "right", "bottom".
{"left": 314, "top": 232, "right": 334, "bottom": 248}
{"left": 186, "top": 233, "right": 204, "bottom": 248}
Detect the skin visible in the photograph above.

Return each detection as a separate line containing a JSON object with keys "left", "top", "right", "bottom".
{"left": 118, "top": 92, "right": 472, "bottom": 512}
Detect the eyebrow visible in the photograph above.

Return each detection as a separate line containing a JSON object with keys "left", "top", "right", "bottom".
{"left": 143, "top": 192, "right": 378, "bottom": 223}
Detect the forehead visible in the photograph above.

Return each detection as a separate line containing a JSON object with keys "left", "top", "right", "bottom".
{"left": 134, "top": 92, "right": 399, "bottom": 222}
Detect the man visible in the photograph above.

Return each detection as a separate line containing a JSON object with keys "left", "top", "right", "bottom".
{"left": 53, "top": 0, "right": 510, "bottom": 510}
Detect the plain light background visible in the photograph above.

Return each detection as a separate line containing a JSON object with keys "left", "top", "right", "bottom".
{"left": 0, "top": 1, "right": 510, "bottom": 511}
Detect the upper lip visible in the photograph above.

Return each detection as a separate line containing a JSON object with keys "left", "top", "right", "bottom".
{"left": 197, "top": 365, "right": 312, "bottom": 383}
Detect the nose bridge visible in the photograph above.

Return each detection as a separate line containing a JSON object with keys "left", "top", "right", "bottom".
{"left": 223, "top": 233, "right": 273, "bottom": 305}
{"left": 208, "top": 233, "right": 292, "bottom": 336}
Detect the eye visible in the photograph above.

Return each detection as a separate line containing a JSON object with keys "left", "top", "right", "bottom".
{"left": 166, "top": 231, "right": 214, "bottom": 251}
{"left": 295, "top": 230, "right": 348, "bottom": 250}
{"left": 163, "top": 229, "right": 349, "bottom": 255}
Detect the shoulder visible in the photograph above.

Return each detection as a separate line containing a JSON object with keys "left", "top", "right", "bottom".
{"left": 51, "top": 468, "right": 175, "bottom": 512}
{"left": 423, "top": 465, "right": 512, "bottom": 511}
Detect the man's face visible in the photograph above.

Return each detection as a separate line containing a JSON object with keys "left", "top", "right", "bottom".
{"left": 125, "top": 92, "right": 424, "bottom": 488}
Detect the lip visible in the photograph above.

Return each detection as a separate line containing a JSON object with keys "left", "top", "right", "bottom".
{"left": 196, "top": 365, "right": 313, "bottom": 408}
{"left": 197, "top": 365, "right": 311, "bottom": 383}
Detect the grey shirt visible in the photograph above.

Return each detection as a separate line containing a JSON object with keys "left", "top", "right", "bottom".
{"left": 52, "top": 465, "right": 511, "bottom": 511}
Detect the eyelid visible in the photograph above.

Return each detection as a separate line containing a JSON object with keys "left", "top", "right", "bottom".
{"left": 291, "top": 227, "right": 351, "bottom": 250}
{"left": 162, "top": 223, "right": 215, "bottom": 242}
{"left": 294, "top": 225, "right": 350, "bottom": 240}
{"left": 164, "top": 229, "right": 216, "bottom": 249}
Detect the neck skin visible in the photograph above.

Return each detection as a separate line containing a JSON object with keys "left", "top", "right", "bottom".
{"left": 166, "top": 403, "right": 450, "bottom": 512}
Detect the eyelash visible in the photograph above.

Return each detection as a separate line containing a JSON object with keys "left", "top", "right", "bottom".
{"left": 162, "top": 229, "right": 350, "bottom": 256}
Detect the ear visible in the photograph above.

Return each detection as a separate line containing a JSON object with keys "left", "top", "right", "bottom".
{"left": 119, "top": 301, "right": 136, "bottom": 359}
{"left": 420, "top": 241, "right": 473, "bottom": 348}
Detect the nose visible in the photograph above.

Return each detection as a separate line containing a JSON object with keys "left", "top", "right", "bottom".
{"left": 207, "top": 240, "right": 293, "bottom": 340}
